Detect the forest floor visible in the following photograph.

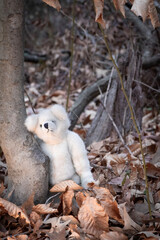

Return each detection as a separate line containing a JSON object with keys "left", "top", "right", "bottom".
{"left": 0, "top": 1, "right": 160, "bottom": 239}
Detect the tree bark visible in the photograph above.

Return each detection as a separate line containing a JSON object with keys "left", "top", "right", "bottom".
{"left": 86, "top": 78, "right": 118, "bottom": 146}
{"left": 0, "top": 0, "right": 49, "bottom": 204}
{"left": 86, "top": 44, "right": 144, "bottom": 146}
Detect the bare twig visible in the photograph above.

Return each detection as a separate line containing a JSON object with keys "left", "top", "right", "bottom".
{"left": 66, "top": 0, "right": 76, "bottom": 111}
{"left": 122, "top": 87, "right": 132, "bottom": 136}
{"left": 108, "top": 113, "right": 133, "bottom": 156}
{"left": 104, "top": 67, "right": 114, "bottom": 107}
{"left": 24, "top": 89, "right": 36, "bottom": 114}
{"left": 133, "top": 79, "right": 160, "bottom": 93}
{"left": 99, "top": 25, "right": 152, "bottom": 218}
{"left": 44, "top": 192, "right": 61, "bottom": 222}
{"left": 100, "top": 98, "right": 133, "bottom": 156}
{"left": 45, "top": 192, "right": 60, "bottom": 204}
{"left": 60, "top": 10, "right": 96, "bottom": 44}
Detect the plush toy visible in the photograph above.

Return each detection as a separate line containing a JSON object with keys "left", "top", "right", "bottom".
{"left": 25, "top": 104, "right": 95, "bottom": 188}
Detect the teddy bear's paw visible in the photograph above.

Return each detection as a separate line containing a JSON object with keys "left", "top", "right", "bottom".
{"left": 81, "top": 178, "right": 98, "bottom": 189}
{"left": 72, "top": 173, "right": 80, "bottom": 185}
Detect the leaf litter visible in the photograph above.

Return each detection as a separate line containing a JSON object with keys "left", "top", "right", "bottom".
{"left": 0, "top": 1, "right": 160, "bottom": 239}
{"left": 1, "top": 138, "right": 160, "bottom": 239}
{"left": 0, "top": 114, "right": 160, "bottom": 238}
{"left": 1, "top": 66, "right": 160, "bottom": 240}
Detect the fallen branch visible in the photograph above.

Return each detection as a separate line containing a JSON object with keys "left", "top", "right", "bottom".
{"left": 69, "top": 76, "right": 110, "bottom": 130}
{"left": 125, "top": 6, "right": 153, "bottom": 43}
{"left": 124, "top": 5, "right": 158, "bottom": 62}
{"left": 24, "top": 50, "right": 47, "bottom": 63}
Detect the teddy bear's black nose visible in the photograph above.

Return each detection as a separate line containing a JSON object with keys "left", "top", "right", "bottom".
{"left": 44, "top": 123, "right": 48, "bottom": 129}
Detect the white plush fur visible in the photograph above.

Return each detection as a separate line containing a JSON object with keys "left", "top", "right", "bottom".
{"left": 25, "top": 104, "right": 94, "bottom": 188}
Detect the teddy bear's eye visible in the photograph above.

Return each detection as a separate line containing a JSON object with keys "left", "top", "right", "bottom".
{"left": 40, "top": 124, "right": 42, "bottom": 128}
{"left": 52, "top": 120, "right": 56, "bottom": 124}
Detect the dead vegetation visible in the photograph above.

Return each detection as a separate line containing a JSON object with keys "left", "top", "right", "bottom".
{"left": 0, "top": 0, "right": 160, "bottom": 239}
{"left": 0, "top": 100, "right": 160, "bottom": 239}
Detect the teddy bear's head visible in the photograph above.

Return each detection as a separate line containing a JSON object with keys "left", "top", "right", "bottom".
{"left": 25, "top": 105, "right": 70, "bottom": 144}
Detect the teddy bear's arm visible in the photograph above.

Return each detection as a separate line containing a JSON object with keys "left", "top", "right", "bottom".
{"left": 25, "top": 114, "right": 38, "bottom": 132}
{"left": 67, "top": 131, "right": 94, "bottom": 188}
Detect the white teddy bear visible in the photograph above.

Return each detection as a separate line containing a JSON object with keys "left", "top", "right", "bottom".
{"left": 25, "top": 104, "right": 95, "bottom": 188}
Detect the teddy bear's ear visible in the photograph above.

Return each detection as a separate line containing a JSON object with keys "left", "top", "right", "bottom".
{"left": 50, "top": 104, "right": 70, "bottom": 127}
{"left": 24, "top": 114, "right": 38, "bottom": 133}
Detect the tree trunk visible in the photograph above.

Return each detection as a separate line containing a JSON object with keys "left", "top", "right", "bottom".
{"left": 86, "top": 77, "right": 118, "bottom": 145}
{"left": 86, "top": 44, "right": 144, "bottom": 146}
{"left": 0, "top": 0, "right": 49, "bottom": 205}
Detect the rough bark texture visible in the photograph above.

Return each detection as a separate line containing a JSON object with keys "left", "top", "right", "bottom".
{"left": 86, "top": 44, "right": 144, "bottom": 146}
{"left": 86, "top": 78, "right": 118, "bottom": 146}
{"left": 0, "top": 0, "right": 49, "bottom": 204}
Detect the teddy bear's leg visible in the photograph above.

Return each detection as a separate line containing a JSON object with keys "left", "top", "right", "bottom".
{"left": 80, "top": 171, "right": 95, "bottom": 188}
{"left": 67, "top": 131, "right": 95, "bottom": 188}
{"left": 72, "top": 173, "right": 80, "bottom": 185}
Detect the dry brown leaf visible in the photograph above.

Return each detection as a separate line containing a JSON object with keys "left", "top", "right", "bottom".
{"left": 44, "top": 216, "right": 59, "bottom": 227}
{"left": 50, "top": 180, "right": 83, "bottom": 192}
{"left": 129, "top": 164, "right": 139, "bottom": 184}
{"left": 76, "top": 191, "right": 87, "bottom": 207}
{"left": 0, "top": 182, "right": 5, "bottom": 197}
{"left": 69, "top": 223, "right": 81, "bottom": 239}
{"left": 0, "top": 197, "right": 30, "bottom": 224}
{"left": 16, "top": 235, "right": 28, "bottom": 240}
{"left": 142, "top": 138, "right": 156, "bottom": 154}
{"left": 100, "top": 231, "right": 128, "bottom": 240}
{"left": 30, "top": 211, "right": 42, "bottom": 226}
{"left": 88, "top": 140, "right": 104, "bottom": 152}
{"left": 93, "top": 0, "right": 106, "bottom": 28}
{"left": 46, "top": 229, "right": 66, "bottom": 240}
{"left": 112, "top": 0, "right": 160, "bottom": 28}
{"left": 61, "top": 215, "right": 79, "bottom": 225}
{"left": 127, "top": 143, "right": 141, "bottom": 156}
{"left": 142, "top": 112, "right": 153, "bottom": 128}
{"left": 119, "top": 203, "right": 142, "bottom": 231}
{"left": 131, "top": 0, "right": 150, "bottom": 21}
{"left": 132, "top": 231, "right": 159, "bottom": 240}
{"left": 44, "top": 216, "right": 71, "bottom": 232}
{"left": 93, "top": 185, "right": 123, "bottom": 224}
{"left": 148, "top": 0, "right": 160, "bottom": 29}
{"left": 61, "top": 188, "right": 74, "bottom": 215}
{"left": 52, "top": 90, "right": 66, "bottom": 97}
{"left": 33, "top": 218, "right": 43, "bottom": 233}
{"left": 33, "top": 203, "right": 58, "bottom": 214}
{"left": 78, "top": 196, "right": 109, "bottom": 238}
{"left": 21, "top": 192, "right": 34, "bottom": 215}
{"left": 42, "top": 0, "right": 61, "bottom": 11}
{"left": 104, "top": 153, "right": 126, "bottom": 175}
{"left": 143, "top": 238, "right": 159, "bottom": 240}
{"left": 125, "top": 139, "right": 156, "bottom": 158}
{"left": 68, "top": 231, "right": 81, "bottom": 239}
{"left": 146, "top": 163, "right": 160, "bottom": 177}
{"left": 112, "top": 0, "right": 126, "bottom": 16}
